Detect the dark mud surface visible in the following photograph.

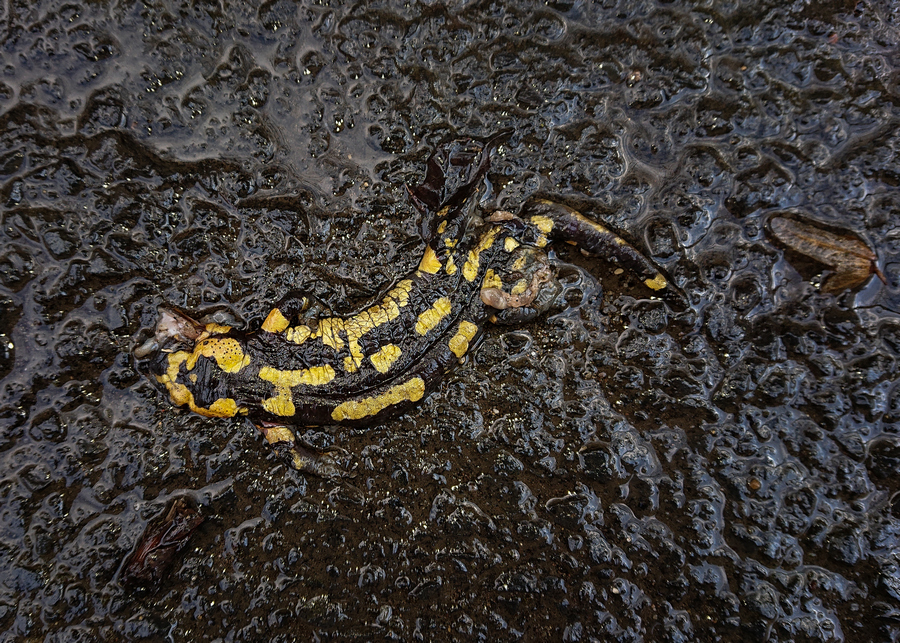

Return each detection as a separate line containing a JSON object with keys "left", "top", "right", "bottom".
{"left": 1, "top": 0, "right": 900, "bottom": 641}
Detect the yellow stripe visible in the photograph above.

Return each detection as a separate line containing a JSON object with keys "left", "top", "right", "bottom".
{"left": 331, "top": 377, "right": 426, "bottom": 421}
{"left": 415, "top": 297, "right": 452, "bottom": 335}
{"left": 445, "top": 255, "right": 457, "bottom": 275}
{"left": 259, "top": 364, "right": 336, "bottom": 387}
{"left": 159, "top": 379, "right": 242, "bottom": 418}
{"left": 162, "top": 351, "right": 190, "bottom": 383}
{"left": 333, "top": 279, "right": 414, "bottom": 371}
{"left": 343, "top": 355, "right": 360, "bottom": 373}
{"left": 315, "top": 318, "right": 344, "bottom": 351}
{"left": 207, "top": 398, "right": 239, "bottom": 417}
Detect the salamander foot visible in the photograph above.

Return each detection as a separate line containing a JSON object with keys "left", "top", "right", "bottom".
{"left": 258, "top": 424, "right": 346, "bottom": 478}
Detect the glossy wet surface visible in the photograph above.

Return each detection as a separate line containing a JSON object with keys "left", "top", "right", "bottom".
{"left": 1, "top": 0, "right": 899, "bottom": 641}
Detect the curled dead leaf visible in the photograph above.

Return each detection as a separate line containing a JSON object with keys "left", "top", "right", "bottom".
{"left": 121, "top": 497, "right": 204, "bottom": 591}
{"left": 768, "top": 216, "right": 886, "bottom": 293}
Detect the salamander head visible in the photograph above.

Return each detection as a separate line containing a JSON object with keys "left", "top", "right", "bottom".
{"left": 135, "top": 306, "right": 250, "bottom": 419}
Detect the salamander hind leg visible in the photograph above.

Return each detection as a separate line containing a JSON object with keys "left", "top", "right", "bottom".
{"left": 256, "top": 424, "right": 345, "bottom": 478}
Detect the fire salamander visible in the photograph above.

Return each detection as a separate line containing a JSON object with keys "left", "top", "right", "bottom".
{"left": 136, "top": 137, "right": 670, "bottom": 474}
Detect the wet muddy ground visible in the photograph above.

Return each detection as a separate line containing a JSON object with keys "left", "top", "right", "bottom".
{"left": 1, "top": 0, "right": 900, "bottom": 641}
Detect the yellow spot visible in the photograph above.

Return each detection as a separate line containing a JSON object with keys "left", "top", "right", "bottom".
{"left": 415, "top": 297, "right": 452, "bottom": 335}
{"left": 349, "top": 338, "right": 365, "bottom": 367}
{"left": 504, "top": 237, "right": 520, "bottom": 252}
{"left": 510, "top": 278, "right": 529, "bottom": 296}
{"left": 530, "top": 215, "right": 554, "bottom": 234}
{"left": 482, "top": 269, "right": 503, "bottom": 290}
{"left": 418, "top": 246, "right": 442, "bottom": 274}
{"left": 444, "top": 237, "right": 457, "bottom": 248}
{"left": 437, "top": 220, "right": 447, "bottom": 234}
{"left": 286, "top": 325, "right": 312, "bottom": 344}
{"left": 463, "top": 258, "right": 478, "bottom": 281}
{"left": 535, "top": 233, "right": 549, "bottom": 248}
{"left": 189, "top": 374, "right": 197, "bottom": 383}
{"left": 448, "top": 321, "right": 479, "bottom": 358}
{"left": 445, "top": 255, "right": 457, "bottom": 275}
{"left": 263, "top": 425, "right": 296, "bottom": 444}
{"left": 644, "top": 274, "right": 668, "bottom": 291}
{"left": 205, "top": 323, "right": 232, "bottom": 334}
{"left": 208, "top": 398, "right": 239, "bottom": 417}
{"left": 259, "top": 364, "right": 336, "bottom": 387}
{"left": 290, "top": 450, "right": 313, "bottom": 470}
{"left": 187, "top": 338, "right": 251, "bottom": 373}
{"left": 512, "top": 254, "right": 528, "bottom": 271}
{"left": 463, "top": 227, "right": 500, "bottom": 282}
{"left": 344, "top": 355, "right": 360, "bottom": 373}
{"left": 370, "top": 344, "right": 402, "bottom": 373}
{"left": 331, "top": 377, "right": 426, "bottom": 422}
{"left": 262, "top": 387, "right": 295, "bottom": 417}
{"left": 262, "top": 308, "right": 290, "bottom": 333}
{"left": 570, "top": 207, "right": 613, "bottom": 236}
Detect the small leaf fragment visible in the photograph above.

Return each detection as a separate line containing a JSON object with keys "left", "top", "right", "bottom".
{"left": 406, "top": 130, "right": 511, "bottom": 240}
{"left": 769, "top": 216, "right": 885, "bottom": 293}
{"left": 121, "top": 497, "right": 205, "bottom": 590}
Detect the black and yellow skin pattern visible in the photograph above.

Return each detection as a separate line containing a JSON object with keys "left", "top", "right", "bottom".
{"left": 138, "top": 138, "right": 669, "bottom": 473}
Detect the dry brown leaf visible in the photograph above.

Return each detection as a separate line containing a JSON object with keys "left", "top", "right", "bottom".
{"left": 769, "top": 216, "right": 886, "bottom": 293}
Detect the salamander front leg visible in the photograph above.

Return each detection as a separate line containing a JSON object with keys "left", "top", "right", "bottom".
{"left": 261, "top": 290, "right": 332, "bottom": 334}
{"left": 256, "top": 424, "right": 344, "bottom": 478}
